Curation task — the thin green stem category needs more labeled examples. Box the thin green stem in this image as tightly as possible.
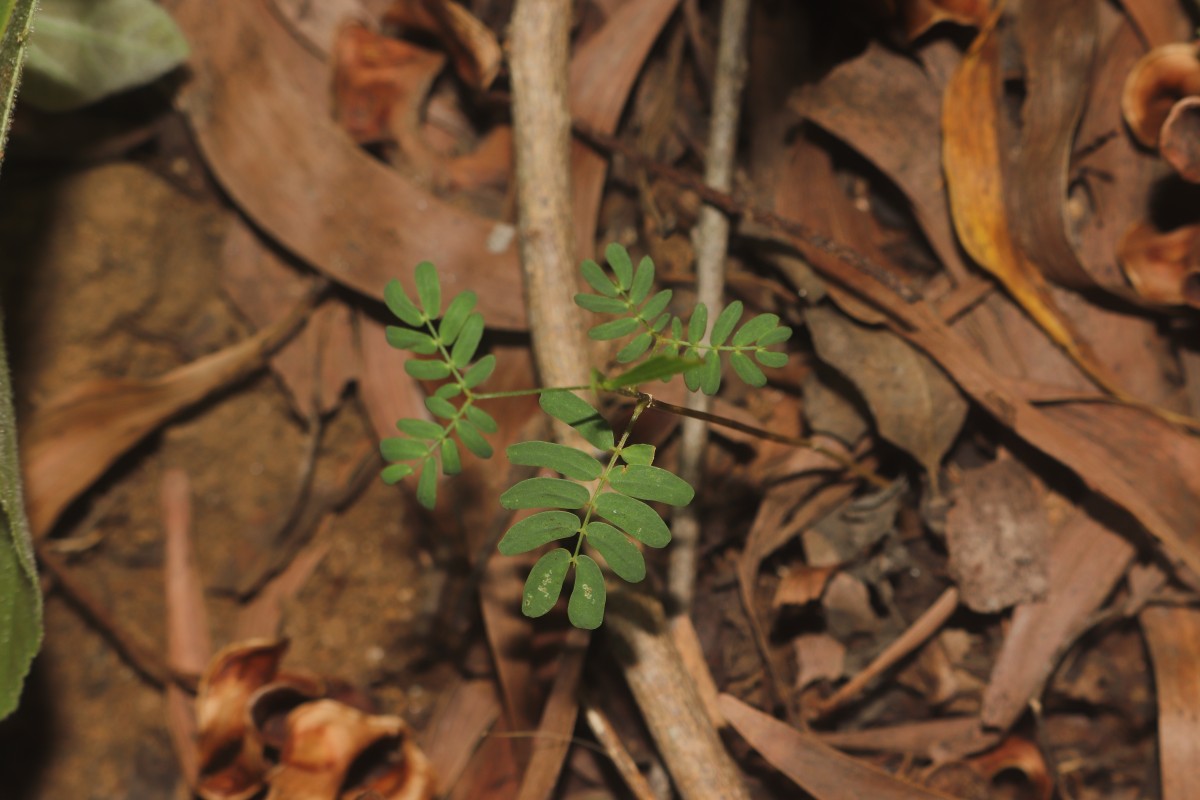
[571,397,650,562]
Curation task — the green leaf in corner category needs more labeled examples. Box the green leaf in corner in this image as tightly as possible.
[522,548,571,618]
[568,554,606,629]
[0,306,45,718]
[21,0,189,112]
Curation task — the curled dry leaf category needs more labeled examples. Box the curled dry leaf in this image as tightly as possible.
[805,304,967,487]
[1121,41,1200,148]
[332,22,446,146]
[267,699,433,800]
[965,736,1053,800]
[196,640,290,800]
[272,0,394,54]
[890,0,988,42]
[384,0,503,90]
[1160,95,1200,182]
[1117,219,1200,306]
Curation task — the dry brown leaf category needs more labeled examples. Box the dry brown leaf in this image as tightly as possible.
[1121,41,1200,148]
[793,633,846,691]
[773,565,838,609]
[418,677,500,796]
[944,453,1049,613]
[332,22,446,147]
[383,0,503,90]
[1117,219,1200,306]
[798,40,973,284]
[818,717,995,762]
[272,0,394,54]
[1120,0,1195,48]
[222,222,358,419]
[891,0,988,41]
[1161,96,1200,182]
[266,699,432,800]
[1141,605,1200,800]
[172,0,527,329]
[805,304,967,485]
[22,287,316,538]
[1008,0,1102,292]
[965,736,1053,800]
[719,694,958,799]
[196,640,290,800]
[980,509,1134,731]
[943,11,1124,395]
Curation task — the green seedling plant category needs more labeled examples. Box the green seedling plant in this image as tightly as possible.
[379,243,793,629]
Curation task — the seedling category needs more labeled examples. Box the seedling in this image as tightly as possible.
[380,243,793,628]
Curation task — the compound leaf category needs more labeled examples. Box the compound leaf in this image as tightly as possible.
[415,261,441,318]
[405,359,452,381]
[605,242,634,289]
[450,312,484,368]
[384,279,424,326]
[608,465,694,506]
[568,554,606,629]
[416,456,437,508]
[522,548,571,618]
[539,391,614,451]
[711,301,744,346]
[498,510,581,555]
[438,291,477,345]
[507,441,602,481]
[586,521,645,583]
[594,492,670,548]
[381,436,428,461]
[500,477,590,510]
[385,326,437,354]
[730,351,767,387]
[396,418,444,439]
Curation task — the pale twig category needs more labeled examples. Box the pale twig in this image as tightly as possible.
[670,0,752,615]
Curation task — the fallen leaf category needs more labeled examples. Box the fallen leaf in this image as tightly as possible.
[1119,0,1194,48]
[383,0,503,90]
[22,286,317,538]
[1121,41,1200,148]
[719,694,958,799]
[272,0,393,53]
[773,565,837,609]
[793,633,846,690]
[891,0,987,41]
[1141,605,1200,800]
[980,508,1134,730]
[1117,219,1200,306]
[944,453,1049,613]
[1160,96,1200,182]
[805,304,967,485]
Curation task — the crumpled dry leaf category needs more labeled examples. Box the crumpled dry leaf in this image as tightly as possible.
[943,11,1123,395]
[332,22,446,146]
[22,287,316,538]
[944,453,1049,613]
[1160,95,1200,182]
[805,304,967,485]
[1117,219,1200,306]
[888,0,988,41]
[267,699,433,800]
[384,0,502,90]
[273,0,393,54]
[1121,41,1200,148]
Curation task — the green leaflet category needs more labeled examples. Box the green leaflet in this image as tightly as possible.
[385,279,424,326]
[730,351,767,387]
[415,260,441,318]
[732,312,780,346]
[608,465,694,506]
[406,358,452,381]
[629,256,654,304]
[574,293,628,314]
[639,289,672,322]
[462,354,496,388]
[498,510,581,555]
[585,521,645,583]
[568,554,606,629]
[465,404,498,433]
[616,332,653,363]
[711,301,744,347]
[755,349,788,368]
[438,291,477,345]
[539,390,613,451]
[416,456,437,508]
[605,242,635,290]
[522,548,571,618]
[506,441,602,481]
[425,395,457,419]
[381,437,429,461]
[589,317,640,341]
[599,354,697,390]
[618,443,655,466]
[500,477,590,510]
[397,418,444,439]
[581,259,619,297]
[455,418,493,458]
[440,438,462,475]
[381,463,415,484]
[594,491,671,548]
[451,313,484,368]
[385,326,437,354]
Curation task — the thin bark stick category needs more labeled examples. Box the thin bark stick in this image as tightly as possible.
[671,0,752,614]
[582,690,658,800]
[510,3,591,796]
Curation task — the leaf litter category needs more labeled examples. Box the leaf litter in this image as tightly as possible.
[5,0,1200,798]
